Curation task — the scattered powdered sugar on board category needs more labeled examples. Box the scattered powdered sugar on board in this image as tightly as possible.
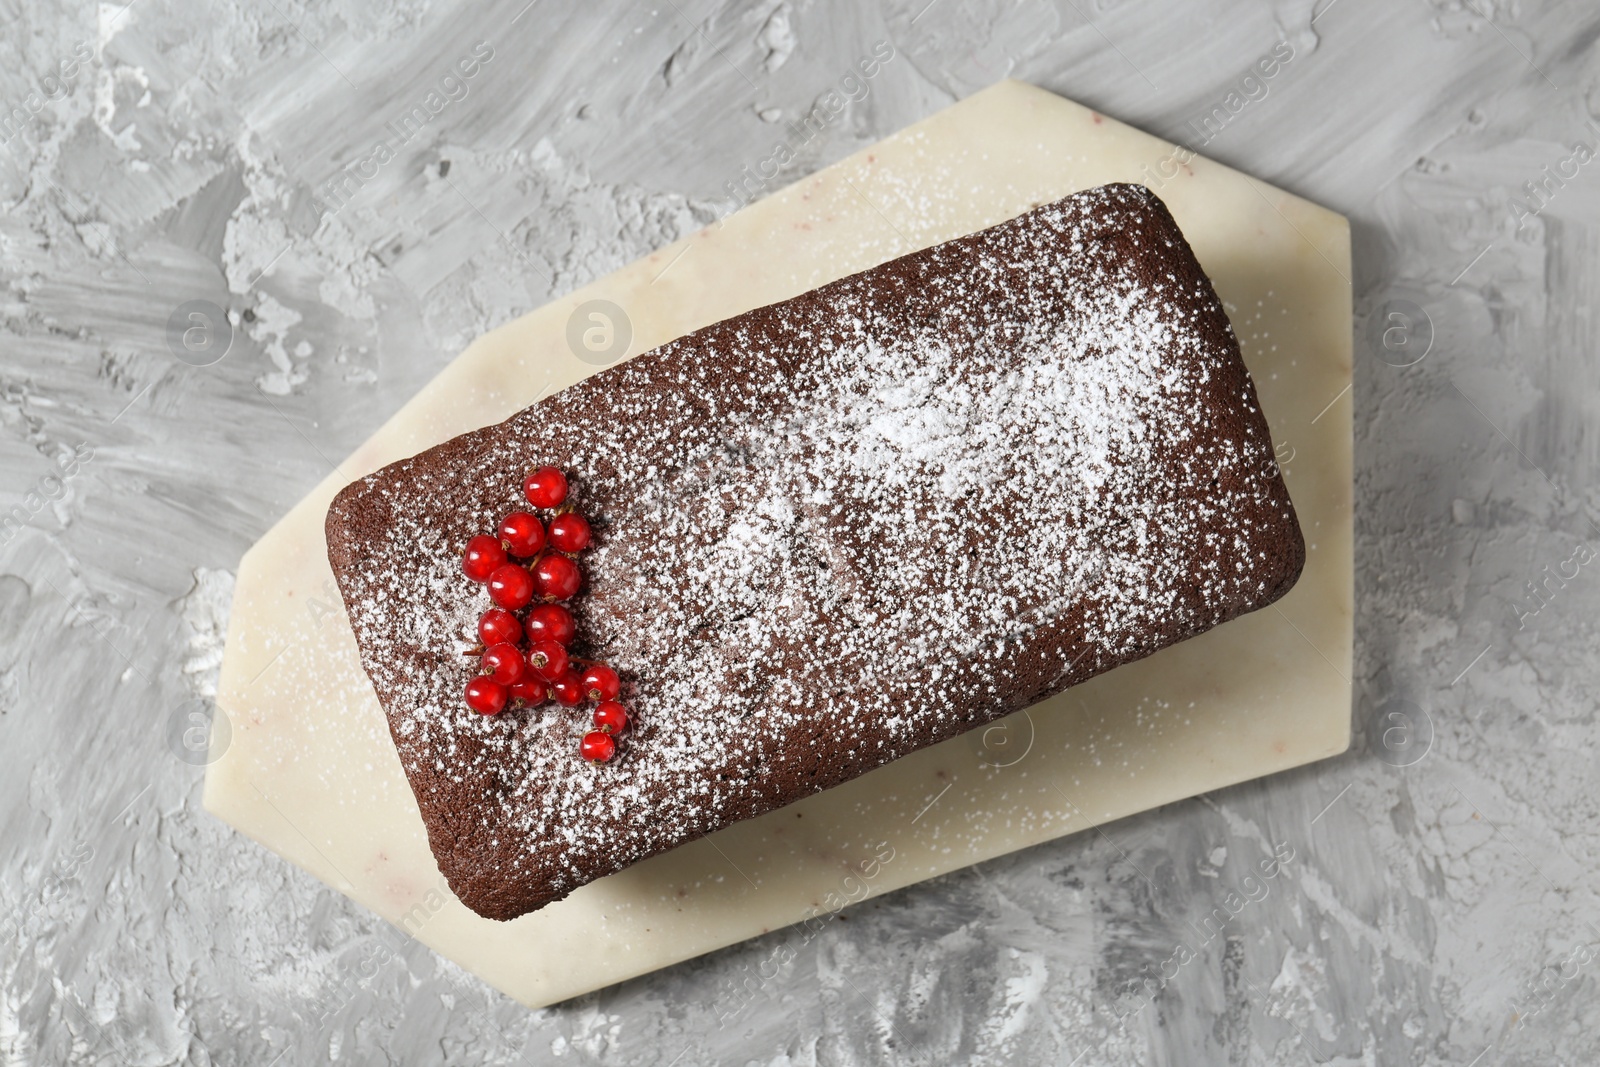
[328,183,1302,916]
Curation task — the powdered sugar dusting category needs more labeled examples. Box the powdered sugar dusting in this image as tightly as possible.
[328,184,1302,915]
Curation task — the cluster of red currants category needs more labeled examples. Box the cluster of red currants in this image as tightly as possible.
[460,465,630,763]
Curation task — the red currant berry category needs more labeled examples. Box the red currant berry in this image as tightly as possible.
[526,638,570,682]
[509,677,548,706]
[592,700,629,735]
[551,670,584,707]
[580,664,620,702]
[477,608,522,647]
[465,676,507,715]
[481,642,526,685]
[533,554,582,601]
[523,466,568,509]
[462,535,506,583]
[580,730,617,763]
[548,513,592,553]
[487,564,535,609]
[498,511,546,557]
[525,603,576,646]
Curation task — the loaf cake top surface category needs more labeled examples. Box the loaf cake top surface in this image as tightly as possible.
[326,183,1303,920]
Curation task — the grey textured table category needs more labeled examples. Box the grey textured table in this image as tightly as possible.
[3,0,1597,1063]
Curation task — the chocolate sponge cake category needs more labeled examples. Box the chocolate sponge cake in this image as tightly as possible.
[326,183,1305,921]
